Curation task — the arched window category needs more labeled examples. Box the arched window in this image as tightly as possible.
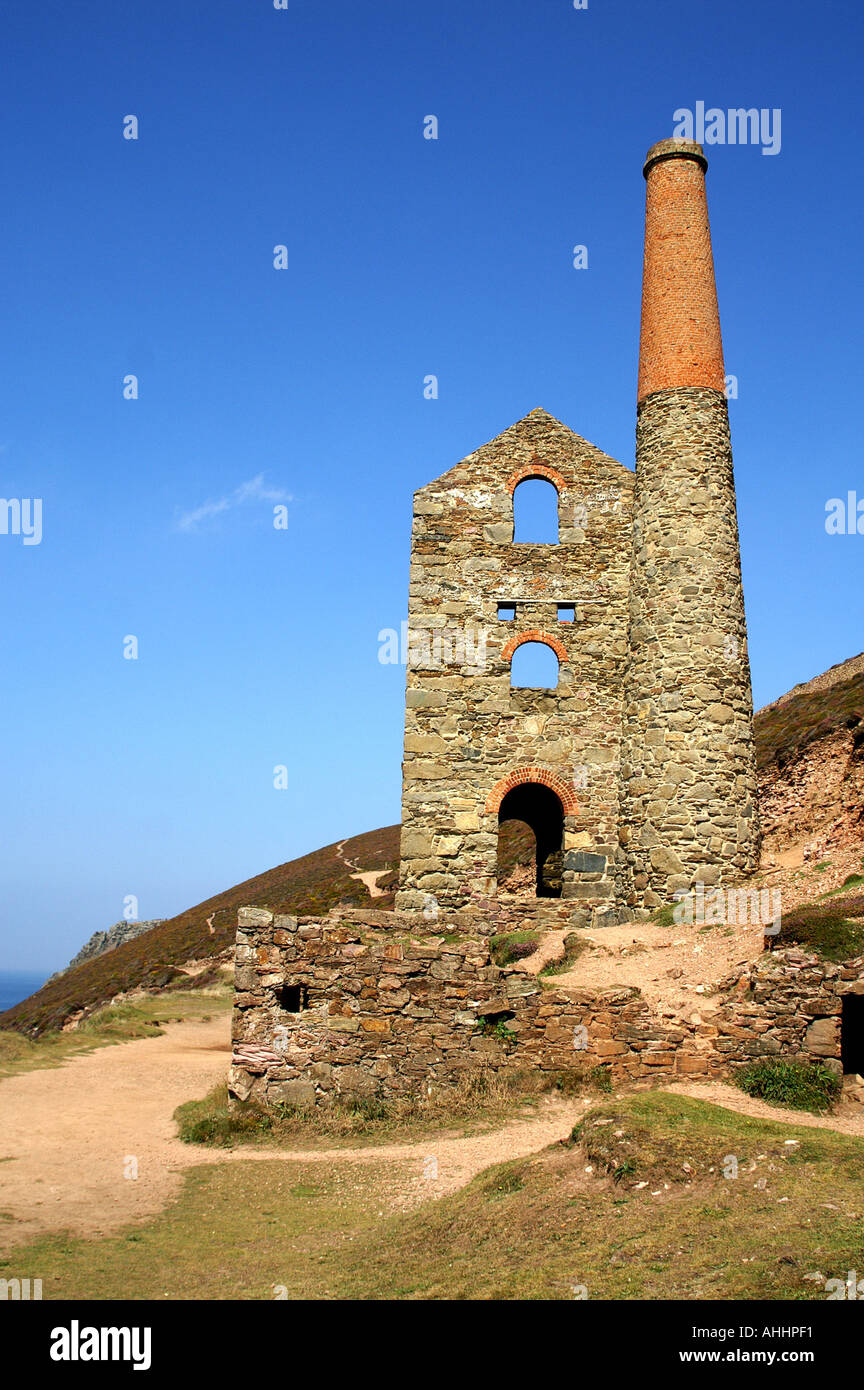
[510,641,559,690]
[512,477,559,543]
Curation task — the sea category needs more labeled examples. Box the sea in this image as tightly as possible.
[0,970,51,1013]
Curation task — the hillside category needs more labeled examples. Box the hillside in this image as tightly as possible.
[5,651,864,1039]
[755,653,864,856]
[0,827,399,1037]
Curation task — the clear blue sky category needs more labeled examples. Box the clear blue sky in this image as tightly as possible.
[2,0,862,971]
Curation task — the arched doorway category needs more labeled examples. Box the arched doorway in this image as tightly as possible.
[497,782,564,898]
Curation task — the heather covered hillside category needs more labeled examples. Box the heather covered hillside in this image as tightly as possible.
[1,827,398,1037]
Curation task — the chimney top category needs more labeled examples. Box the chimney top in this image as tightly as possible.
[643,138,707,179]
[637,135,724,401]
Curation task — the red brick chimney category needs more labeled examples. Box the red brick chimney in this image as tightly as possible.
[637,138,725,401]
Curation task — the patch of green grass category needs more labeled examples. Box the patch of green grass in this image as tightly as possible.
[650,903,678,928]
[822,873,864,899]
[775,894,864,961]
[587,1064,613,1093]
[490,931,539,967]
[475,1017,517,1044]
[814,860,832,874]
[480,1163,527,1196]
[736,1058,842,1114]
[175,1071,560,1148]
[0,1158,403,1300]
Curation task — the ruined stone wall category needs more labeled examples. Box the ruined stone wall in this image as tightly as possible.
[228,907,863,1109]
[396,408,634,920]
[717,947,864,1073]
[620,387,760,905]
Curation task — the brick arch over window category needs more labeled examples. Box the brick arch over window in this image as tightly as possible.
[485,767,580,815]
[505,461,567,495]
[500,629,568,664]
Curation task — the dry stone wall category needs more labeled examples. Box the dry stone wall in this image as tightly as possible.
[228,907,863,1109]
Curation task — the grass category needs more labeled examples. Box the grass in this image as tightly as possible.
[820,870,864,899]
[175,1068,599,1147]
[650,903,678,928]
[775,893,864,962]
[0,983,233,1079]
[539,931,589,979]
[735,1058,843,1114]
[8,1091,864,1300]
[754,666,864,769]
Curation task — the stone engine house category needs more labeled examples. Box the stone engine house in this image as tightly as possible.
[227,140,788,1114]
[397,137,760,923]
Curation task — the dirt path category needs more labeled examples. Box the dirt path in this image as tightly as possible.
[551,918,765,1017]
[0,1013,581,1249]
[666,1079,864,1137]
[4,1013,864,1255]
[0,1015,234,1250]
[334,836,387,898]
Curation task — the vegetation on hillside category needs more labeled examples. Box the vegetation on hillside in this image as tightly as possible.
[0,827,398,1037]
[735,1058,842,1113]
[490,931,539,966]
[754,668,864,770]
[773,892,864,961]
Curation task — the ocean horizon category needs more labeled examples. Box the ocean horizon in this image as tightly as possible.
[0,969,51,1014]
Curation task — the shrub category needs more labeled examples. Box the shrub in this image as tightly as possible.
[736,1058,842,1114]
[490,931,539,966]
[587,1064,613,1093]
[651,903,678,928]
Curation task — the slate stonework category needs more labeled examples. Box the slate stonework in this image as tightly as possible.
[395,139,760,923]
[395,408,634,921]
[228,907,864,1109]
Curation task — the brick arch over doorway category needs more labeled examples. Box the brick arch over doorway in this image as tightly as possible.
[485,767,580,815]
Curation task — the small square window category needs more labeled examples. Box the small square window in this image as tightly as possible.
[557,605,575,623]
[497,604,517,621]
[278,984,308,1013]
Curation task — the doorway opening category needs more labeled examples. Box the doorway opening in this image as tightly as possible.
[497,782,564,898]
[841,994,864,1074]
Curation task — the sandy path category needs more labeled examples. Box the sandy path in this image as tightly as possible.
[0,1012,581,1249]
[667,1080,864,1137]
[551,918,765,1017]
[0,1015,233,1249]
[4,1012,862,1255]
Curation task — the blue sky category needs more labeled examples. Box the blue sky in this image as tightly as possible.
[1,0,862,971]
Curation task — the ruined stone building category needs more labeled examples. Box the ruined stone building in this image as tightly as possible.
[397,137,760,923]
[228,141,785,1111]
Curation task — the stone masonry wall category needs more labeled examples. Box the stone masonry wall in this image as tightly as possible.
[228,907,862,1109]
[396,408,635,921]
[620,387,761,906]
